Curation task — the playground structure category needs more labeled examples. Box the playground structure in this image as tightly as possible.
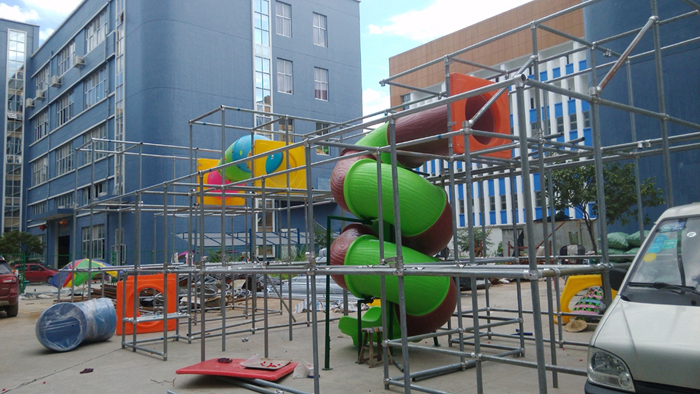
[51,1,700,393]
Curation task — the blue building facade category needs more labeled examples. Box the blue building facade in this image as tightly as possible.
[584,0,700,233]
[11,0,361,267]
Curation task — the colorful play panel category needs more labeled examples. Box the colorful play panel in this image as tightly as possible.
[116,274,178,335]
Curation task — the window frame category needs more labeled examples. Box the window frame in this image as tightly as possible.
[55,193,73,209]
[401,93,411,110]
[31,202,47,217]
[84,66,108,109]
[56,90,74,127]
[56,41,75,76]
[32,156,48,186]
[55,142,74,177]
[583,110,591,128]
[276,58,293,94]
[34,110,49,142]
[556,116,564,134]
[275,2,291,38]
[312,12,327,47]
[314,67,328,101]
[35,65,49,93]
[315,122,330,155]
[85,9,108,54]
[83,124,108,164]
[82,224,105,259]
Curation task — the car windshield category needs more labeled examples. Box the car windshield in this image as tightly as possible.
[627,216,700,290]
[0,262,11,274]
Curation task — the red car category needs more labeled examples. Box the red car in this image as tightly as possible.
[0,259,19,317]
[11,262,58,283]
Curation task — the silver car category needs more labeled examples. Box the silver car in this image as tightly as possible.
[586,202,700,393]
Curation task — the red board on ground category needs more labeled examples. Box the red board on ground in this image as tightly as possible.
[176,358,298,381]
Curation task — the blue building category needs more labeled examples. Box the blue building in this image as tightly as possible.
[0,19,40,236]
[4,0,361,267]
[584,0,700,232]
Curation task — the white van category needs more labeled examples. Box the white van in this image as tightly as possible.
[586,202,700,393]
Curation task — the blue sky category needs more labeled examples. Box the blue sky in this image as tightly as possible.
[1,0,532,117]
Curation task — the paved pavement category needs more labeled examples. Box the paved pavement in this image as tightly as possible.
[0,280,593,394]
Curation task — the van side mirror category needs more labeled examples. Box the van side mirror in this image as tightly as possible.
[608,268,627,291]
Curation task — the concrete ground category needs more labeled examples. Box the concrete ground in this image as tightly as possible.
[0,279,593,394]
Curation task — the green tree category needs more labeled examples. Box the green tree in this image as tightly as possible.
[456,228,493,257]
[0,231,44,258]
[547,162,665,251]
[313,222,335,251]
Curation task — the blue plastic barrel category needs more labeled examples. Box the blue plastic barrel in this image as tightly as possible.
[35,298,116,352]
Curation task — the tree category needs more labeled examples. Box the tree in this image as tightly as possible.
[456,228,493,257]
[313,222,335,251]
[547,162,665,251]
[0,231,44,258]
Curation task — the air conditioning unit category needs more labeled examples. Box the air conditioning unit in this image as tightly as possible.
[25,98,35,108]
[73,55,85,68]
[35,89,45,100]
[50,75,61,87]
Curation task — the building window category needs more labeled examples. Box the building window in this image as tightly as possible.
[31,202,47,216]
[55,193,73,209]
[583,110,591,128]
[83,124,108,164]
[314,67,328,101]
[253,0,271,46]
[55,142,74,176]
[556,116,564,134]
[275,2,291,37]
[315,122,330,155]
[114,0,126,195]
[279,118,294,143]
[82,224,105,259]
[570,114,578,131]
[82,181,106,205]
[255,56,271,108]
[535,190,544,207]
[84,66,107,109]
[255,55,273,138]
[56,41,75,76]
[401,93,411,110]
[312,13,327,47]
[35,65,49,93]
[86,9,108,53]
[32,156,48,186]
[34,110,49,142]
[255,199,275,232]
[57,91,74,127]
[500,196,507,210]
[489,196,496,212]
[277,59,293,94]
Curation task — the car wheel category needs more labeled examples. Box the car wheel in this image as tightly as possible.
[46,276,54,284]
[6,303,18,317]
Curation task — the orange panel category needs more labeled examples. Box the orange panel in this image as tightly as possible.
[116,274,177,335]
[450,73,512,159]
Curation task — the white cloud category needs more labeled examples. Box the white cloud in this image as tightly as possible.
[371,0,532,42]
[39,27,54,42]
[0,3,39,22]
[21,0,82,16]
[362,87,391,122]
[368,24,383,35]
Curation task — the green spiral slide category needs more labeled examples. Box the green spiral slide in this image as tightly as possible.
[329,106,458,343]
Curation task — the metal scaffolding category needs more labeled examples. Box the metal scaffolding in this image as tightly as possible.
[55,1,700,393]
